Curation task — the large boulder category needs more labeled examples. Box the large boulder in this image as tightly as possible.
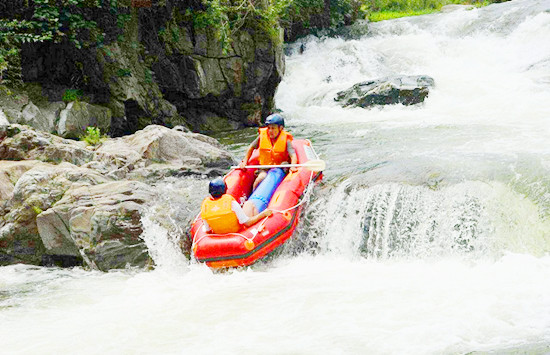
[57,101,112,138]
[0,88,65,133]
[335,75,435,108]
[0,160,44,201]
[0,124,95,165]
[0,162,111,265]
[0,90,29,123]
[94,125,236,179]
[36,180,156,270]
[0,123,236,269]
[20,102,51,132]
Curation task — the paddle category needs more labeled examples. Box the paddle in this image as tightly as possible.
[231,159,326,172]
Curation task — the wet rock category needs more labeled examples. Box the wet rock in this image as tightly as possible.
[0,162,111,265]
[335,75,435,108]
[37,180,155,270]
[0,123,235,269]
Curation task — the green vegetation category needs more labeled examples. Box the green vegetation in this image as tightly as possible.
[0,0,104,85]
[363,0,496,22]
[80,126,105,146]
[62,88,82,102]
[368,9,438,21]
[186,0,291,53]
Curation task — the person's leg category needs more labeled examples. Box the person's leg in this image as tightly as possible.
[252,170,268,190]
[243,200,259,217]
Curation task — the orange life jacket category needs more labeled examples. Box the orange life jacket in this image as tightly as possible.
[200,194,241,234]
[258,127,293,165]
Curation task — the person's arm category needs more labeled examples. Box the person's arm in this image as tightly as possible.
[243,209,273,227]
[202,219,211,232]
[287,141,298,172]
[239,137,259,169]
[232,200,272,227]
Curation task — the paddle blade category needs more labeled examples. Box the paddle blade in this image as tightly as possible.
[304,159,326,172]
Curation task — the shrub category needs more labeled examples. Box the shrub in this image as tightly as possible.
[62,88,82,102]
[80,126,105,146]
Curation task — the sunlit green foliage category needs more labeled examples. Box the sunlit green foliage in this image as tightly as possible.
[188,0,291,53]
[80,126,105,146]
[368,8,438,21]
[363,0,498,22]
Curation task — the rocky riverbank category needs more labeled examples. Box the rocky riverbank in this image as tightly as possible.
[0,122,236,270]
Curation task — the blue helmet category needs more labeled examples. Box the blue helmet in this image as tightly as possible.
[265,113,284,127]
[209,177,226,198]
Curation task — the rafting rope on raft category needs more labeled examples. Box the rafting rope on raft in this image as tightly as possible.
[191,170,317,252]
[192,140,321,252]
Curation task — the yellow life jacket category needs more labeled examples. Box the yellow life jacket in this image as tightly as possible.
[200,194,241,234]
[258,127,293,165]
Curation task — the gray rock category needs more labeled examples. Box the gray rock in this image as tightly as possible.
[0,123,236,269]
[0,162,111,265]
[58,101,111,138]
[0,91,28,123]
[0,124,94,165]
[0,109,10,125]
[41,101,66,133]
[37,180,156,270]
[95,124,236,173]
[335,75,435,108]
[0,160,44,201]
[20,102,51,132]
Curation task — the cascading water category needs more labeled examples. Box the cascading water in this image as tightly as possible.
[1,1,550,353]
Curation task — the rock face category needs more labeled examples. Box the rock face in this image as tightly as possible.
[0,124,236,269]
[0,109,9,125]
[0,162,111,266]
[0,124,95,165]
[10,0,284,134]
[37,180,155,271]
[57,101,112,139]
[335,75,435,108]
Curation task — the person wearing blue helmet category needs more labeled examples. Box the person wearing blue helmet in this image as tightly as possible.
[239,113,298,190]
[201,177,272,234]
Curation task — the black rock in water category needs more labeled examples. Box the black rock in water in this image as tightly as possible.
[335,75,435,108]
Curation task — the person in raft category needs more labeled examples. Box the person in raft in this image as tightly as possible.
[201,177,273,234]
[239,113,298,190]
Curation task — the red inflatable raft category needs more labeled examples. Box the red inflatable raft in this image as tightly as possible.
[190,139,323,269]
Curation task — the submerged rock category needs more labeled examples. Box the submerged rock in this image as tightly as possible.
[335,75,435,108]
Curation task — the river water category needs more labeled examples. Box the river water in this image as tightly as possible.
[2,1,550,353]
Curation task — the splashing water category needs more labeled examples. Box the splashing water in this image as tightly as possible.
[2,1,550,353]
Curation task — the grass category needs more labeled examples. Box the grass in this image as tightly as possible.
[368,9,439,21]
[364,0,494,22]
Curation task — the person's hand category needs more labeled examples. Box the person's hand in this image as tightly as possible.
[290,166,298,173]
[238,161,246,169]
